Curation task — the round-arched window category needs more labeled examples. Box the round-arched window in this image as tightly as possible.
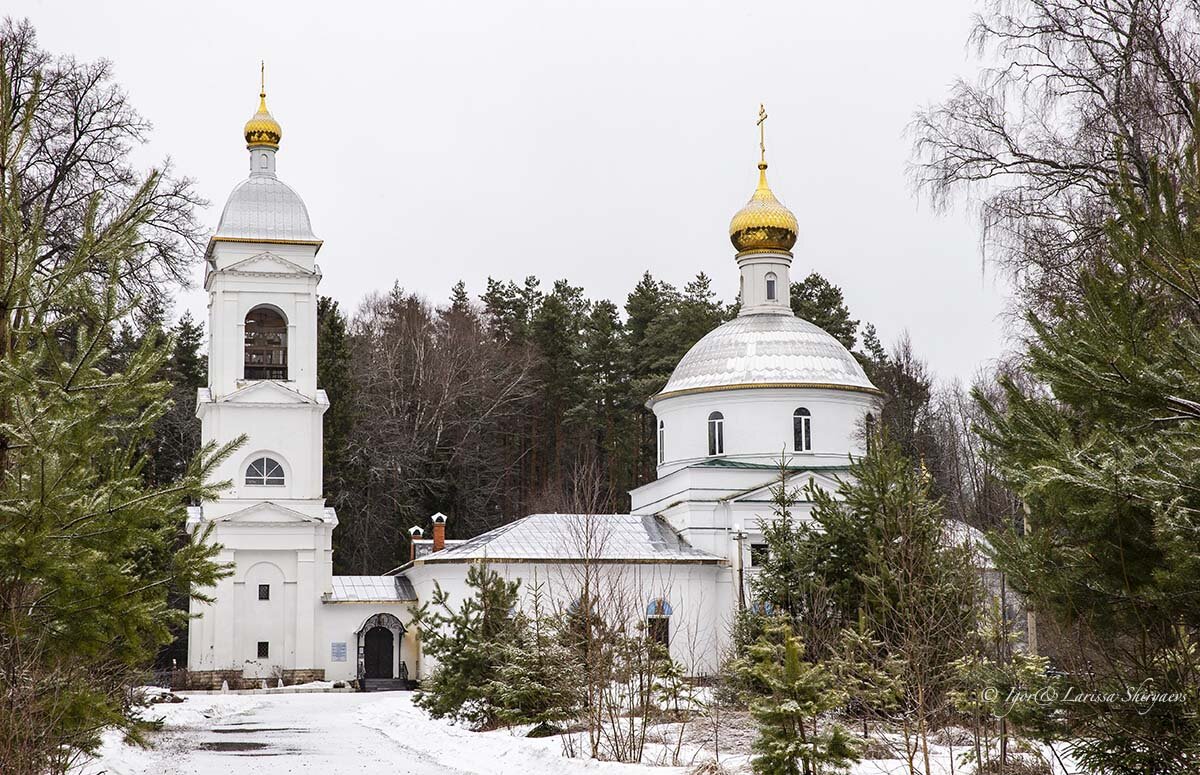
[793,407,812,452]
[246,456,285,487]
[657,419,666,464]
[244,306,288,380]
[646,598,672,649]
[707,411,724,456]
[765,272,777,301]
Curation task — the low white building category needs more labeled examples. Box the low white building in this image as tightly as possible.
[186,88,882,689]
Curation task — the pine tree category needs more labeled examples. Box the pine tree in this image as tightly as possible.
[624,272,679,485]
[949,600,1054,772]
[737,621,859,775]
[0,48,237,772]
[530,279,588,485]
[790,272,859,350]
[571,299,632,502]
[829,615,904,740]
[481,275,542,345]
[975,125,1200,769]
[413,562,521,729]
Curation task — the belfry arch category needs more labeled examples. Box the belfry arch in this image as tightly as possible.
[244,305,288,380]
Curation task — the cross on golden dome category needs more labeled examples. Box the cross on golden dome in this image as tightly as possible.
[729,103,798,255]
[243,62,282,150]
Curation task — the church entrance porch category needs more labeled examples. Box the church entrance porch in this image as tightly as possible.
[355,612,411,691]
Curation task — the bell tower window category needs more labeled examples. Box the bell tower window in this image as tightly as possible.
[766,272,777,301]
[244,306,288,380]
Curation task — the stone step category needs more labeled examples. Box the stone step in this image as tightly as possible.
[361,678,412,692]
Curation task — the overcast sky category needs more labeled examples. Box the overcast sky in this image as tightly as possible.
[10,0,1010,382]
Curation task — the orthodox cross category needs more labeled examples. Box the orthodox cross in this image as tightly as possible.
[260,61,266,96]
[757,103,768,162]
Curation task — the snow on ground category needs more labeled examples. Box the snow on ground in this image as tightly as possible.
[77,691,683,775]
[78,690,977,775]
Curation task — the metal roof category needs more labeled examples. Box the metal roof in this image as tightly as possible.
[415,513,723,565]
[326,575,416,603]
[656,311,878,399]
[214,174,318,242]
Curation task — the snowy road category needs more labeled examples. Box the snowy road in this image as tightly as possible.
[82,691,682,775]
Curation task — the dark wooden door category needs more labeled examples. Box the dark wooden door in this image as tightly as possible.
[364,626,393,679]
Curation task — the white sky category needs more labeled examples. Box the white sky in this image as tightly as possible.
[10,0,1011,382]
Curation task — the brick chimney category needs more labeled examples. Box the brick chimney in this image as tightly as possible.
[431,512,447,553]
[409,526,424,561]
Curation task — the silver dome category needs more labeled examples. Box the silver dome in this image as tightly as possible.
[656,312,879,399]
[214,175,317,242]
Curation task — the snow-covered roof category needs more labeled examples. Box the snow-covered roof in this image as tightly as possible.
[412,538,466,560]
[943,520,994,568]
[325,575,416,603]
[654,311,879,401]
[413,513,723,565]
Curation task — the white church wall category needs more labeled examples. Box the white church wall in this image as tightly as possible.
[204,259,320,398]
[200,403,326,503]
[652,387,877,476]
[405,560,727,678]
[318,603,418,682]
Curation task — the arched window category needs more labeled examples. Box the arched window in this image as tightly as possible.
[245,456,285,486]
[750,600,776,616]
[865,412,877,453]
[765,272,777,301]
[657,420,666,464]
[793,407,812,452]
[707,411,724,456]
[244,306,288,380]
[646,599,672,649]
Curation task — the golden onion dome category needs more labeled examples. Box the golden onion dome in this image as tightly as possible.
[729,161,798,255]
[244,91,282,150]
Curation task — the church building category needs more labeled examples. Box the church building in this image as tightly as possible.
[185,87,883,689]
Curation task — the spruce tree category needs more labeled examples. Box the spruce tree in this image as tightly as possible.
[488,579,581,730]
[413,562,521,729]
[317,296,359,572]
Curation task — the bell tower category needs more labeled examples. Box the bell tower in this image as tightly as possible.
[187,75,335,684]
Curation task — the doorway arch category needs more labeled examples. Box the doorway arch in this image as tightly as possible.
[355,612,406,684]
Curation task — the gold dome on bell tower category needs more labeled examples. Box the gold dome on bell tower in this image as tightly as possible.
[729,105,798,255]
[243,63,282,150]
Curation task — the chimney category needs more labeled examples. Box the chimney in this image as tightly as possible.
[409,526,424,561]
[431,512,447,553]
